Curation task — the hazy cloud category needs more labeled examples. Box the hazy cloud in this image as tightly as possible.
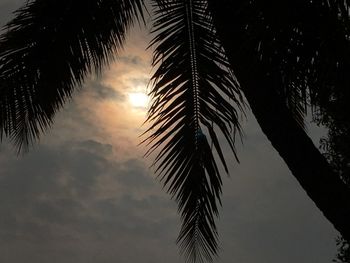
[87,80,125,102]
[0,139,179,263]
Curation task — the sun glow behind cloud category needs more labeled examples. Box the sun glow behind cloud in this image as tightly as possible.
[128,92,149,108]
[66,26,154,161]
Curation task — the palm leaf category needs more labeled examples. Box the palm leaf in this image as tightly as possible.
[0,0,144,151]
[145,1,244,262]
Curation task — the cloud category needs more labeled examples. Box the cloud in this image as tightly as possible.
[119,55,145,66]
[87,80,125,102]
[0,139,179,263]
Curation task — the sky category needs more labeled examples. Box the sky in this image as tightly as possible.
[0,1,340,263]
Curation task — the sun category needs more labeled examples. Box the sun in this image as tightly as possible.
[128,92,149,108]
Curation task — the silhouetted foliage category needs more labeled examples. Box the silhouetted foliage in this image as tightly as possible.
[218,0,350,125]
[0,0,144,150]
[317,95,350,187]
[334,237,350,263]
[312,50,350,260]
[144,1,243,261]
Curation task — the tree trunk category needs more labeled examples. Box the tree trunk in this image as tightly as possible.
[208,0,350,241]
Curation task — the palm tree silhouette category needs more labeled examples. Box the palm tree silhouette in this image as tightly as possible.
[1,0,349,262]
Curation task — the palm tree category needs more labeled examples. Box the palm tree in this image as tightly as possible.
[1,0,349,262]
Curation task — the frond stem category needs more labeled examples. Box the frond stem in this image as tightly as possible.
[185,0,200,149]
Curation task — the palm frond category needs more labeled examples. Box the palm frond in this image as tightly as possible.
[0,0,144,151]
[145,1,244,262]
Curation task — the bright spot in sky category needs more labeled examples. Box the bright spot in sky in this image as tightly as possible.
[128,92,149,108]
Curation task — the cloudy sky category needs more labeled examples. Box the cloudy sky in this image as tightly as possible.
[0,1,340,263]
